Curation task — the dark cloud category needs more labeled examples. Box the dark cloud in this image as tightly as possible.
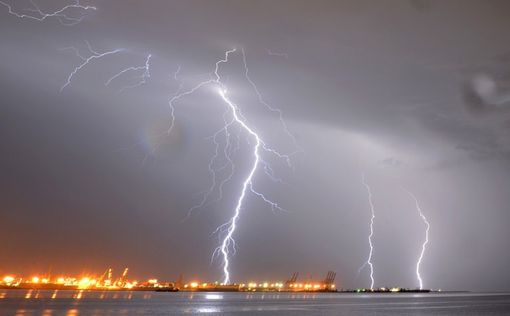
[1,0,510,291]
[463,74,510,112]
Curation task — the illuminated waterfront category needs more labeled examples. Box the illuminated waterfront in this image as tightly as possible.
[0,269,337,293]
[1,290,510,315]
[1,269,440,294]
[2,1,510,314]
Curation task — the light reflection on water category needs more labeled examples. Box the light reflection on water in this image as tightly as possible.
[66,309,78,316]
[24,290,32,299]
[42,309,53,316]
[2,290,510,315]
[188,307,220,313]
[205,293,223,300]
[15,309,27,316]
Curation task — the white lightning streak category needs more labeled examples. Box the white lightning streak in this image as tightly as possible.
[183,117,235,221]
[60,41,123,92]
[171,65,184,95]
[0,0,96,25]
[360,173,376,290]
[173,65,181,81]
[167,49,291,284]
[215,88,261,284]
[105,54,152,92]
[138,63,183,166]
[241,48,302,159]
[404,188,430,290]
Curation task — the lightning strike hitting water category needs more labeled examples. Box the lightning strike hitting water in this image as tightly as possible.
[167,49,294,284]
[60,41,123,92]
[360,173,376,290]
[0,0,96,25]
[404,188,430,290]
[105,54,152,93]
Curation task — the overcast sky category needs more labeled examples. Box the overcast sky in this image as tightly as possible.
[1,0,510,291]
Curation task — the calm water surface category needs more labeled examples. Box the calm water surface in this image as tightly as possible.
[1,289,509,315]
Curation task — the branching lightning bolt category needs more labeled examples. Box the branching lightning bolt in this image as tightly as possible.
[171,65,184,95]
[0,0,96,25]
[241,48,302,159]
[167,49,295,284]
[360,173,376,290]
[215,88,262,284]
[403,188,430,290]
[3,0,297,286]
[105,54,152,93]
[60,41,123,92]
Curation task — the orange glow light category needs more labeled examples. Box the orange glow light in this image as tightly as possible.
[2,276,15,284]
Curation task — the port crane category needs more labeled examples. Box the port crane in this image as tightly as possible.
[323,271,336,290]
[115,268,129,287]
[97,268,112,287]
[285,272,299,288]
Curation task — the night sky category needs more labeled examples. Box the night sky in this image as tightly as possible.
[1,0,510,291]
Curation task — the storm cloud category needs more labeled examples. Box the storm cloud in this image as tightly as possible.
[1,0,510,291]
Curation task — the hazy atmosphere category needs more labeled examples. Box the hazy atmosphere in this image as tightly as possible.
[1,0,510,292]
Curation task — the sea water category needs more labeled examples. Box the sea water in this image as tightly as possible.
[1,289,509,315]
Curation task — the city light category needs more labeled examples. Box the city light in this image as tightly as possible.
[0,269,339,293]
[2,276,14,285]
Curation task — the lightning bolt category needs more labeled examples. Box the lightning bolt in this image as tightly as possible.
[171,65,184,95]
[60,41,123,92]
[359,173,376,290]
[241,48,302,158]
[105,54,152,93]
[403,188,430,290]
[133,63,183,167]
[167,48,294,284]
[214,88,262,284]
[0,0,96,25]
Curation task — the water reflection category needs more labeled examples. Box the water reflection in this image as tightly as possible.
[66,308,78,316]
[205,294,222,300]
[183,307,220,314]
[42,309,53,316]
[196,307,220,313]
[2,290,510,315]
[73,290,83,299]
